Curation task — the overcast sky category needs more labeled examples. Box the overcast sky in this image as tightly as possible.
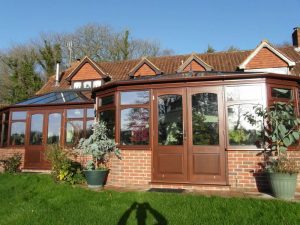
[0,0,299,54]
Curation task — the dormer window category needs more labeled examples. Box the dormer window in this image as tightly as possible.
[83,81,92,89]
[72,79,102,89]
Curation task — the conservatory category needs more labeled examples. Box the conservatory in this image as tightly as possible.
[94,72,300,187]
[0,91,94,170]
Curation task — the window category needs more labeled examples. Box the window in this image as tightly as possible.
[93,80,102,88]
[225,85,265,149]
[2,112,9,146]
[65,108,94,145]
[99,110,115,139]
[30,114,44,145]
[47,113,62,144]
[10,111,27,146]
[121,91,149,105]
[271,87,292,99]
[83,81,92,89]
[121,108,149,145]
[119,91,150,146]
[73,82,82,89]
[99,95,114,106]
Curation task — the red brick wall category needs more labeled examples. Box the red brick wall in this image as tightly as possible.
[72,63,102,81]
[134,64,156,77]
[0,148,25,172]
[228,150,300,191]
[183,60,206,72]
[246,47,288,69]
[107,150,152,187]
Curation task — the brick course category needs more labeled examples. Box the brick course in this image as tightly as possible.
[134,64,156,77]
[183,60,206,72]
[72,63,102,81]
[0,148,25,172]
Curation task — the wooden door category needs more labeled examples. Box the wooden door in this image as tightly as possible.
[187,86,226,184]
[153,88,188,182]
[24,111,63,170]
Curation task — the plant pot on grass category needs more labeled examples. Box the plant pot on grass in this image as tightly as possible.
[245,102,300,200]
[77,121,121,188]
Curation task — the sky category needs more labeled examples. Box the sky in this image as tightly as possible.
[0,0,299,54]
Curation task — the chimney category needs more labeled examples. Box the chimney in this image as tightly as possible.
[55,61,60,86]
[292,27,300,49]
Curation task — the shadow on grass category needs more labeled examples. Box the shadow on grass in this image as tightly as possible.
[118,202,167,225]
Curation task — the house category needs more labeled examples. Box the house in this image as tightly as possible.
[1,28,300,191]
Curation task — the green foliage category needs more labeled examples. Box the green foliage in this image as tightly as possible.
[0,153,22,173]
[45,145,84,185]
[1,51,43,103]
[229,129,250,144]
[37,40,62,77]
[245,102,300,173]
[205,44,215,53]
[77,121,121,170]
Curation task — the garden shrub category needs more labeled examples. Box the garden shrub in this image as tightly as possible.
[0,153,22,173]
[45,145,85,185]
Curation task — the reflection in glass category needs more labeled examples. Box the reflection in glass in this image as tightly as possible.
[271,88,292,99]
[100,95,114,106]
[12,111,27,120]
[47,113,61,144]
[87,108,94,118]
[227,104,263,147]
[86,120,94,138]
[121,91,149,105]
[158,95,183,145]
[10,122,26,145]
[67,109,84,118]
[226,85,263,101]
[192,93,219,145]
[121,108,149,145]
[30,114,44,145]
[66,121,84,145]
[99,110,115,139]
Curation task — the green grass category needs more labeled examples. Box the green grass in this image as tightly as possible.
[0,174,299,225]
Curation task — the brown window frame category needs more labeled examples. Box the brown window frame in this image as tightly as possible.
[8,110,28,147]
[72,79,102,90]
[64,107,95,146]
[117,90,151,149]
[225,84,266,150]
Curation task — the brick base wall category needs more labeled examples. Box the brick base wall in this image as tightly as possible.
[0,148,25,172]
[228,150,300,192]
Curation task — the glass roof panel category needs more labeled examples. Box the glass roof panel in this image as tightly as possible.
[15,91,91,105]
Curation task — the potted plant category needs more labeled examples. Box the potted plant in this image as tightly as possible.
[77,121,121,188]
[245,102,300,200]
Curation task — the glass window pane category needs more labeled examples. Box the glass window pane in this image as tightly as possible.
[158,95,183,145]
[93,80,102,88]
[227,104,263,147]
[3,123,8,146]
[86,120,94,138]
[121,91,149,105]
[271,88,292,99]
[192,93,219,145]
[66,121,84,145]
[99,110,115,139]
[30,114,44,145]
[47,113,61,144]
[74,82,82,89]
[10,122,26,145]
[87,108,94,118]
[99,95,114,106]
[226,85,263,101]
[83,81,92,89]
[121,108,149,145]
[12,111,27,120]
[67,109,84,118]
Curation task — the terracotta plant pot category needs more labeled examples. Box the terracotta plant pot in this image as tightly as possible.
[269,172,298,200]
[83,169,109,188]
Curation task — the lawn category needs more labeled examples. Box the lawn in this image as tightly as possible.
[0,174,299,225]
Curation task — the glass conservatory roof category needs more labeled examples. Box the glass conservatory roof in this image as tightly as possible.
[15,91,91,105]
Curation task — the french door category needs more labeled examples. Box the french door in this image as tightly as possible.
[24,111,63,169]
[153,86,226,184]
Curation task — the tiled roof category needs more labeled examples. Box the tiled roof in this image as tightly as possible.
[37,46,300,95]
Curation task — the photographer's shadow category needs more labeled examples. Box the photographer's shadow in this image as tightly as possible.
[118,202,167,225]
